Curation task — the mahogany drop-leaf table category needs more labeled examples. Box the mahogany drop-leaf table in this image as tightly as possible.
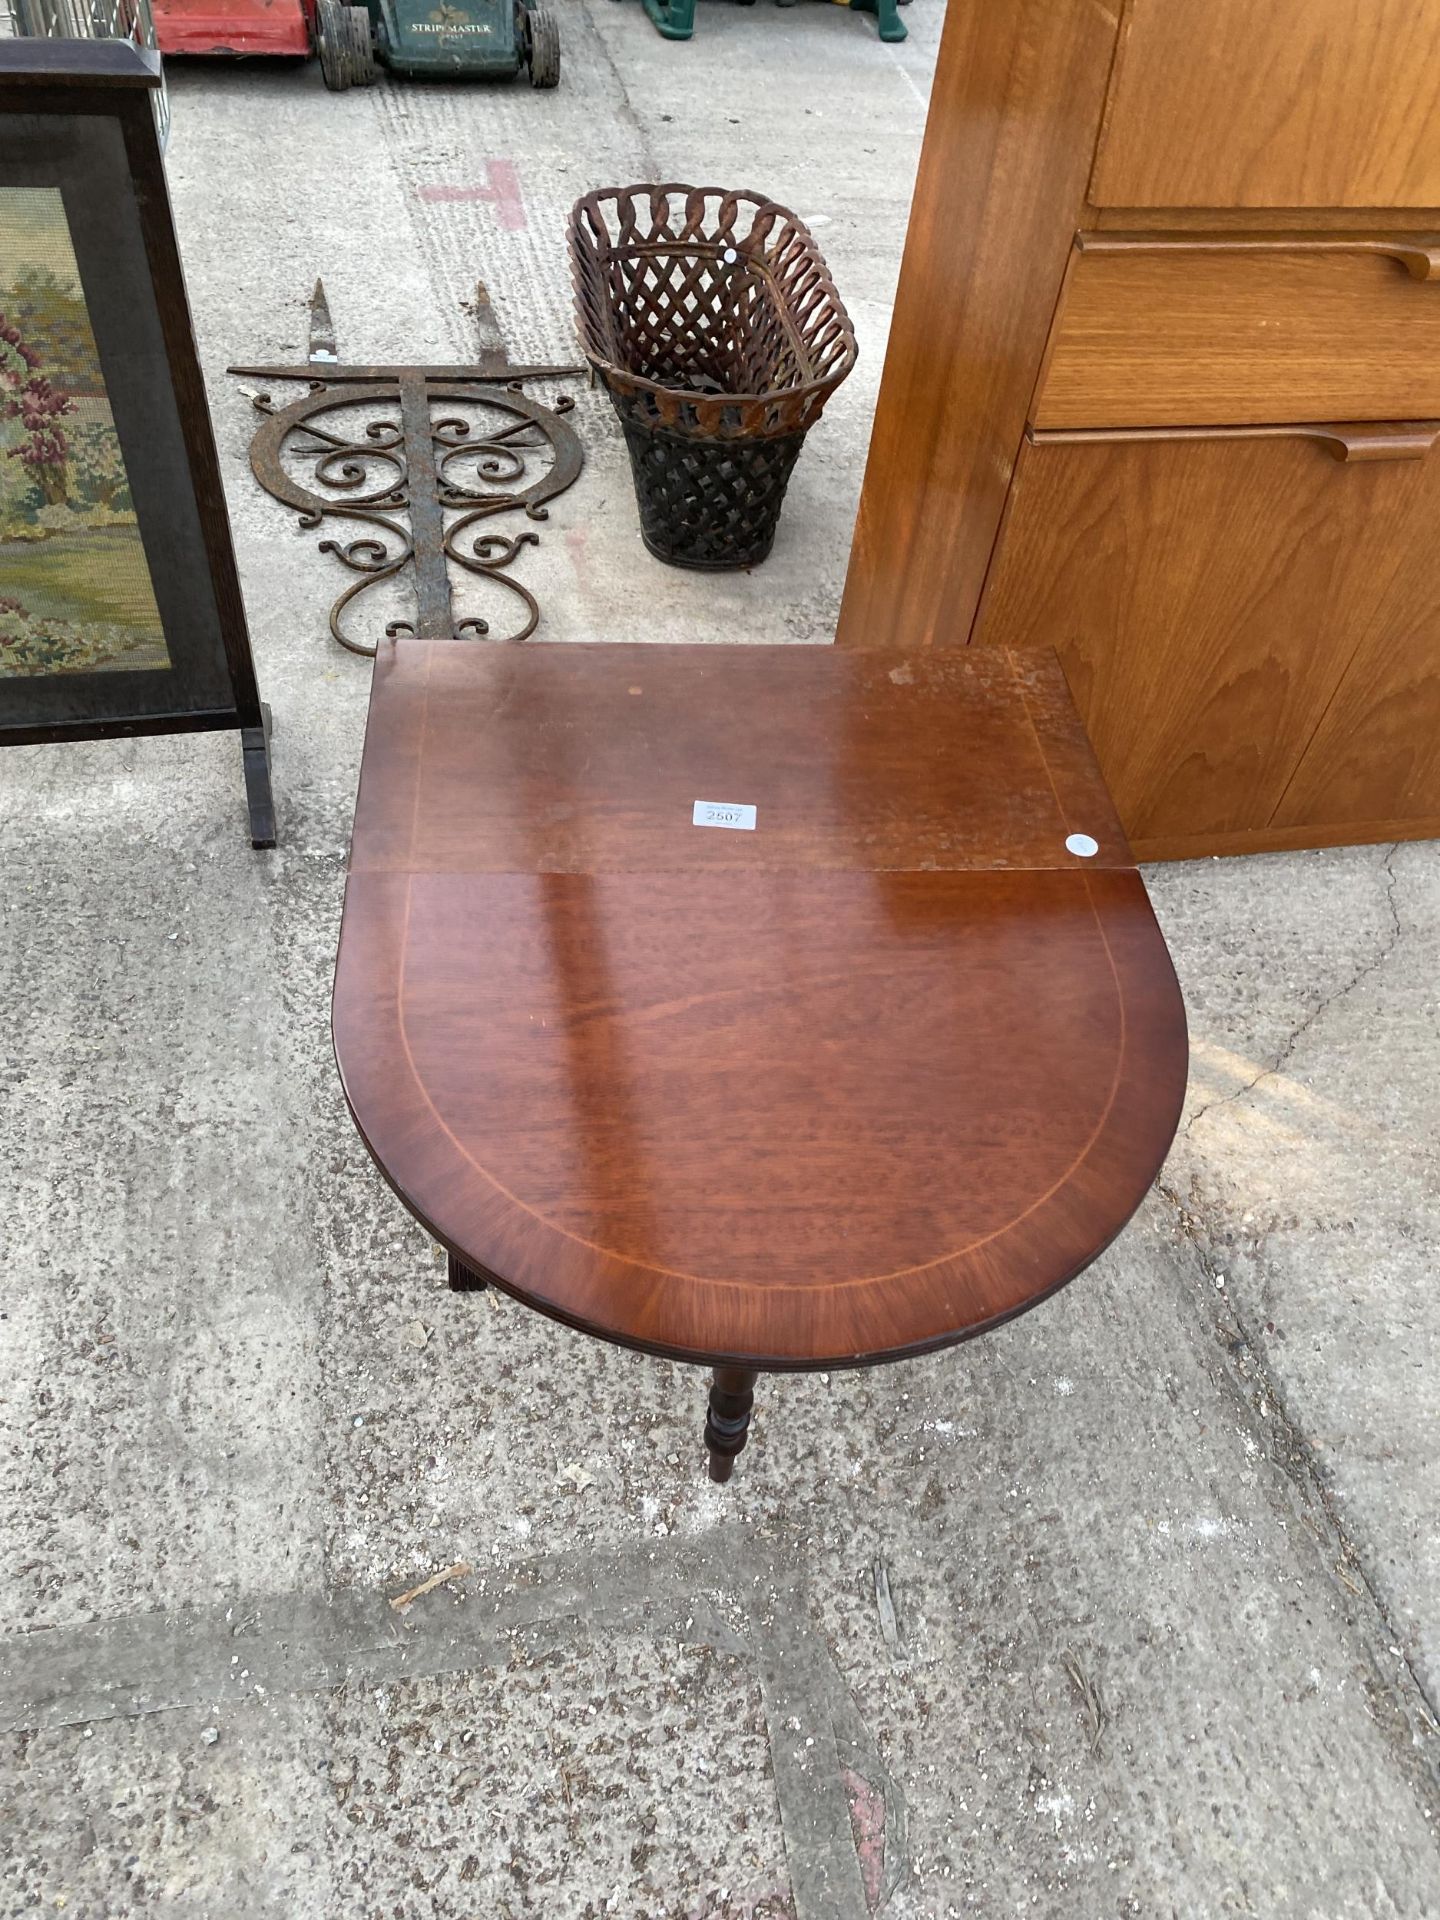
[333,641,1187,1480]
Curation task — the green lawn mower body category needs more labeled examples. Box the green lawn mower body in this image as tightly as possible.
[317,0,558,86]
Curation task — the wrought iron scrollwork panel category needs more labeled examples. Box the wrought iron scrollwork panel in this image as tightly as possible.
[242,372,584,656]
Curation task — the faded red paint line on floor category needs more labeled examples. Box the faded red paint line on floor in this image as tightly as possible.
[418,160,526,229]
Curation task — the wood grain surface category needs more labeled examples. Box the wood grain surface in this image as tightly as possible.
[835,0,1118,652]
[1091,0,1440,209]
[1037,239,1440,429]
[346,641,1130,876]
[333,642,1187,1370]
[1274,586,1440,834]
[975,426,1440,852]
[1086,207,1440,234]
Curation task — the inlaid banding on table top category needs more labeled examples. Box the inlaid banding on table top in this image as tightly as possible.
[346,641,1131,876]
[335,867,1184,1344]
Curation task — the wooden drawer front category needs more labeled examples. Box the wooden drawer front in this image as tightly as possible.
[1090,0,1440,209]
[973,423,1440,852]
[1036,239,1440,430]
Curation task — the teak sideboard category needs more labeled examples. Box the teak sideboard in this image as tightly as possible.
[839,0,1440,861]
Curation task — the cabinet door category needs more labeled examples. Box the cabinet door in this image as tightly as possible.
[1091,0,1440,209]
[1274,608,1440,835]
[973,424,1440,856]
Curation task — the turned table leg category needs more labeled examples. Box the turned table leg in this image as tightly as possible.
[705,1366,758,1483]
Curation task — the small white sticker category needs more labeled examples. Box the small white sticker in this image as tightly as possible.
[693,800,756,831]
[1065,833,1100,858]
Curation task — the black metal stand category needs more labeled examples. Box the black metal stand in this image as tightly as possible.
[241,705,276,850]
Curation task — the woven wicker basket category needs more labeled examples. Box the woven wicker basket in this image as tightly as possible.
[569,184,857,569]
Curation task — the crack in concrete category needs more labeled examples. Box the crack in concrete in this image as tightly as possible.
[1184,844,1403,1137]
[580,0,660,179]
[0,1529,898,1920]
[1154,1178,1440,1822]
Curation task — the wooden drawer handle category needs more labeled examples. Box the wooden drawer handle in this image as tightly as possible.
[1309,423,1440,461]
[1080,234,1440,279]
[1381,243,1440,281]
[1032,422,1440,463]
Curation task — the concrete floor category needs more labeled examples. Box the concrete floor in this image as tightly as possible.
[2,3,1439,1914]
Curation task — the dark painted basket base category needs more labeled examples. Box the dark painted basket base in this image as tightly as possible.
[621,418,806,570]
[639,528,777,572]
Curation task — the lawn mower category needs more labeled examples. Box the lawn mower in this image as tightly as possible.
[146,0,559,87]
[316,0,558,87]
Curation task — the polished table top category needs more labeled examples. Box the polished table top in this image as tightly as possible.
[333,641,1187,1370]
